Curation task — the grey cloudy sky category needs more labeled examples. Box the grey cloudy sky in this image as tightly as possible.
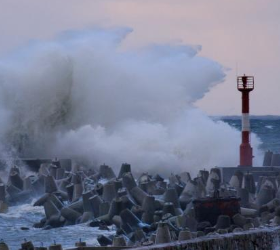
[0,0,279,115]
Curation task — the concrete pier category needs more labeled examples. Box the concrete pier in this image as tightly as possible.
[219,166,280,183]
[65,226,280,250]
[130,227,279,250]
[2,226,280,250]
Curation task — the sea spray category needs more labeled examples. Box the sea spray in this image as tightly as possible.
[0,27,262,174]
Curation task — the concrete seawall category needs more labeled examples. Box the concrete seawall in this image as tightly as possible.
[131,227,280,250]
[66,226,280,250]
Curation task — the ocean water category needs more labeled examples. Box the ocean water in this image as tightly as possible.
[0,116,279,249]
[0,201,115,249]
[222,116,280,153]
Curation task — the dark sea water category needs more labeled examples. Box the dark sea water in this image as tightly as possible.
[0,202,114,249]
[222,116,280,153]
[0,116,279,250]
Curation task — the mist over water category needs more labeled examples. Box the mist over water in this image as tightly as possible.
[0,28,262,174]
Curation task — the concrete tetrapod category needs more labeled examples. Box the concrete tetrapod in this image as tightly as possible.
[44,176,58,194]
[155,222,172,244]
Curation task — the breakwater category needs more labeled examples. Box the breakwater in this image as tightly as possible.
[57,227,280,250]
[2,155,280,249]
[8,226,279,250]
[132,226,279,250]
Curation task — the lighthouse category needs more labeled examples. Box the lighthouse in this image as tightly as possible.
[237,74,254,167]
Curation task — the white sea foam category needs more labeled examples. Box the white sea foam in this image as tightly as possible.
[0,27,263,175]
[265,125,274,129]
[0,200,44,219]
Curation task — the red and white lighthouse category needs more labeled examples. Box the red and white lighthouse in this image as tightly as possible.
[237,74,254,167]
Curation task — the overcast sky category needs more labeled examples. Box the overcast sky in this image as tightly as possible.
[0,0,279,115]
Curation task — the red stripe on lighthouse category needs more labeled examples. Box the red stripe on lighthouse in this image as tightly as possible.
[237,75,254,167]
